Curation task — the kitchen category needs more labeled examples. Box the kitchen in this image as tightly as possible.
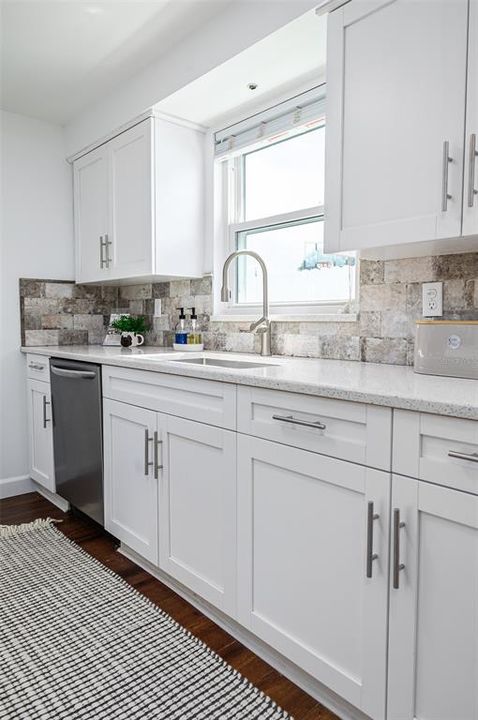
[1,1,477,719]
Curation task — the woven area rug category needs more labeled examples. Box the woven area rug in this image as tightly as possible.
[0,519,291,720]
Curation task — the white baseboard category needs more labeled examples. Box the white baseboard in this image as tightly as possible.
[119,544,370,720]
[0,475,34,499]
[33,483,70,512]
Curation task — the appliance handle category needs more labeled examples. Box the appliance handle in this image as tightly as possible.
[51,366,96,379]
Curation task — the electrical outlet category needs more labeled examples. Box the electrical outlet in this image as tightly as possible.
[422,282,443,317]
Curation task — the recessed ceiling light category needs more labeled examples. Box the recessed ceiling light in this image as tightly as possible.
[85,5,104,15]
[247,83,258,91]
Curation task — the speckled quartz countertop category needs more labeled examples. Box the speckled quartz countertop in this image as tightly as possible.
[21,345,478,419]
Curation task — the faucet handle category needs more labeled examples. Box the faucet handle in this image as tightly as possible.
[250,316,269,333]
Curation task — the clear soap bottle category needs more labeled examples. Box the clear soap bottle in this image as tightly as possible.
[174,307,188,345]
[187,307,203,347]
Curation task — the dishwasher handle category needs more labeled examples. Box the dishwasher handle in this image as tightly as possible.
[51,366,96,380]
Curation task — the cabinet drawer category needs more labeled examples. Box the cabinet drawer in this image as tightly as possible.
[393,410,478,494]
[102,365,236,430]
[26,354,50,382]
[237,386,392,470]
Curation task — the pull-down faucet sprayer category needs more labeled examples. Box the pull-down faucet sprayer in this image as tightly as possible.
[220,250,271,357]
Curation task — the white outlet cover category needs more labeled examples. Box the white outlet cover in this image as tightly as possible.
[422,282,443,317]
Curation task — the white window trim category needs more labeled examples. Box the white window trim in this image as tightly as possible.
[212,104,358,321]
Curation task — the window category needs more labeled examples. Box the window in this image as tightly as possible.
[215,88,356,316]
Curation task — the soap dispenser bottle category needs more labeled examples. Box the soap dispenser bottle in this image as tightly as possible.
[187,307,203,349]
[174,308,188,347]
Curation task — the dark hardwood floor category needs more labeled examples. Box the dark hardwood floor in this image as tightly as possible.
[1,491,339,720]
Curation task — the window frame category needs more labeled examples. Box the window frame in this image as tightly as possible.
[214,110,358,320]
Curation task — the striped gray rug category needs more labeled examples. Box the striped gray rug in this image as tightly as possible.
[0,519,291,720]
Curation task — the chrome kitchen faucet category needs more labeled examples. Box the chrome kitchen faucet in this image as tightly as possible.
[220,250,272,357]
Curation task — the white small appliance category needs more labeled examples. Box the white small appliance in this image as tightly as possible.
[414,321,478,379]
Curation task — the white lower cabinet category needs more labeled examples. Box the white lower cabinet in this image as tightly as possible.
[27,378,55,492]
[158,414,237,615]
[237,435,390,720]
[103,399,159,564]
[388,475,478,720]
[100,373,478,720]
[103,398,237,613]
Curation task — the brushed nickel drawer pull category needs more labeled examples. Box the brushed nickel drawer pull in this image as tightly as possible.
[366,501,379,579]
[29,362,45,370]
[272,414,326,431]
[448,450,478,463]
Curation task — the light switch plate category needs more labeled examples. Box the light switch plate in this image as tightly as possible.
[422,282,443,317]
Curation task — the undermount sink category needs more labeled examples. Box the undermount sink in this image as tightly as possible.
[169,357,278,369]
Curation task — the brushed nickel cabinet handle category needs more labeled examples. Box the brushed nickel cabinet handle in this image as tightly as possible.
[42,395,51,429]
[366,501,379,578]
[153,431,163,479]
[29,362,45,370]
[392,508,406,590]
[468,134,478,208]
[99,235,106,269]
[144,429,153,476]
[448,449,478,463]
[441,140,453,212]
[105,233,112,269]
[272,414,326,431]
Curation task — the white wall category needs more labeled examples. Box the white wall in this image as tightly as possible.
[0,111,74,490]
[65,0,318,156]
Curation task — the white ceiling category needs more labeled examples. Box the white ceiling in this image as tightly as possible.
[156,9,326,128]
[0,0,232,124]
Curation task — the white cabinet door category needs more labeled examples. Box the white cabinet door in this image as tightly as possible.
[74,144,109,283]
[27,379,55,492]
[237,435,390,720]
[103,399,158,564]
[159,414,236,615]
[388,476,478,720]
[108,121,154,279]
[325,0,468,253]
[463,0,478,236]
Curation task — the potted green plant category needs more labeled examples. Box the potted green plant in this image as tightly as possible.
[111,315,148,348]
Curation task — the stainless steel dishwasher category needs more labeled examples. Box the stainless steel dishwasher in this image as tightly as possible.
[50,358,104,525]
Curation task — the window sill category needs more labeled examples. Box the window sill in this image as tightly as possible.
[210,313,358,323]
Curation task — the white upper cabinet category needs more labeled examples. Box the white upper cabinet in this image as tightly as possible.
[108,121,154,279]
[463,0,478,236]
[325,0,473,254]
[74,144,109,282]
[73,115,204,284]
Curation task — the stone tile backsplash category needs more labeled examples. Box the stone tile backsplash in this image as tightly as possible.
[19,252,478,365]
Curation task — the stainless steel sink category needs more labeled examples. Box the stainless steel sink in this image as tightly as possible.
[170,357,277,369]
